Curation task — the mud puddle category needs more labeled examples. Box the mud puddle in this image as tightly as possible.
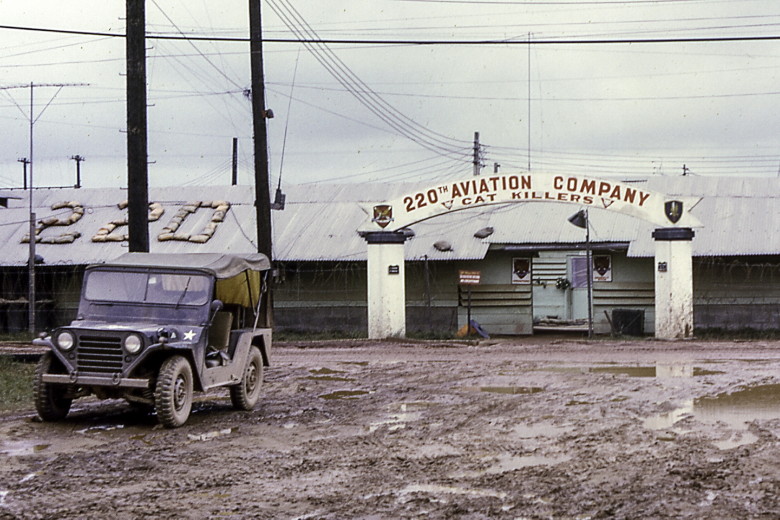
[544,362,726,378]
[0,441,51,457]
[645,383,780,448]
[466,386,544,395]
[369,402,430,432]
[511,421,575,440]
[318,390,370,400]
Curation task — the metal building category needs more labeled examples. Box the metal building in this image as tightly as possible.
[0,176,776,335]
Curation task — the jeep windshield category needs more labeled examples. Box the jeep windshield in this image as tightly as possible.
[85,270,211,306]
[78,268,213,325]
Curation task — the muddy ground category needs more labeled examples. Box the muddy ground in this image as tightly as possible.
[3,337,780,519]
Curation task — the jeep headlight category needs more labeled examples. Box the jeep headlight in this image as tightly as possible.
[123,333,143,355]
[54,330,75,352]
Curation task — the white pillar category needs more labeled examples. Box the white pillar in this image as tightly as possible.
[365,232,407,339]
[653,228,695,340]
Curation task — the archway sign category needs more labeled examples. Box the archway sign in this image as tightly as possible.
[360,173,702,340]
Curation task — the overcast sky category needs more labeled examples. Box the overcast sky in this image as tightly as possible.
[1,0,779,190]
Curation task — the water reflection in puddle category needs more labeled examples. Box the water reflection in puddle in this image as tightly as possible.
[399,483,507,500]
[307,375,355,382]
[319,390,370,400]
[466,386,544,395]
[545,363,724,379]
[187,427,239,442]
[591,366,657,378]
[370,403,427,432]
[512,422,575,440]
[645,384,780,449]
[309,368,345,375]
[76,424,125,435]
[454,452,572,479]
[0,442,50,457]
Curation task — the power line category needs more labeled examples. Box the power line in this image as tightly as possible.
[149,0,244,91]
[265,0,472,162]
[2,23,780,45]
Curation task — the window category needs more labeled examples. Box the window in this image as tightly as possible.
[85,270,210,305]
[570,257,589,289]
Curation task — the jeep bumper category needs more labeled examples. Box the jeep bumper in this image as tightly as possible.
[41,373,150,388]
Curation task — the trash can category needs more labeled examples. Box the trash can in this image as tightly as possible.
[612,309,644,336]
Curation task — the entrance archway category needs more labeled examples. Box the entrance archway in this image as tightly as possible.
[361,173,701,340]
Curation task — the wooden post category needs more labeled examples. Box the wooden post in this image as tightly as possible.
[126,0,149,252]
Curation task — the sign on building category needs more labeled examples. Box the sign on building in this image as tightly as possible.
[459,270,481,285]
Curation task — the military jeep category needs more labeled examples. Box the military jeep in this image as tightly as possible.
[33,252,272,428]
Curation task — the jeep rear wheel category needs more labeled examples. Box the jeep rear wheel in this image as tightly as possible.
[230,346,263,410]
[154,355,193,428]
[33,352,72,421]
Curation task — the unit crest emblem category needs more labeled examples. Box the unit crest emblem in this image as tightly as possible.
[664,200,684,224]
[372,205,394,229]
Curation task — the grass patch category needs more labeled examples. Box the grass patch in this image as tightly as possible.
[0,332,33,342]
[0,357,36,412]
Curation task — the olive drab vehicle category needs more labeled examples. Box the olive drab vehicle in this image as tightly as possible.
[33,253,273,428]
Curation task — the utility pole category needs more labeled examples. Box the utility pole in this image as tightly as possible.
[18,158,29,189]
[1,82,86,333]
[527,32,532,171]
[126,0,150,253]
[472,131,482,176]
[231,137,238,185]
[70,155,84,188]
[249,0,273,259]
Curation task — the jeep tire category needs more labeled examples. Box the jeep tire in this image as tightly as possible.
[230,346,263,410]
[33,352,72,421]
[155,355,193,428]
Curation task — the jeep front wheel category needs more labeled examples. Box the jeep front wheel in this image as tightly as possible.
[230,346,263,410]
[154,355,193,428]
[33,352,72,421]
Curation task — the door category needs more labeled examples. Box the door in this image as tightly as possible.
[569,255,590,321]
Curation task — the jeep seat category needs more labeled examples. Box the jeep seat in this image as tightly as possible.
[208,311,233,350]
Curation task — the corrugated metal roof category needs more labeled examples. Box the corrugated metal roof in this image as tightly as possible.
[0,176,777,266]
[626,176,780,257]
[0,186,258,266]
[485,202,648,246]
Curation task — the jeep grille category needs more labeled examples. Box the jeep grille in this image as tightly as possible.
[76,335,124,374]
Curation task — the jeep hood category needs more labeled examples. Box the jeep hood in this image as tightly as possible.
[65,321,206,343]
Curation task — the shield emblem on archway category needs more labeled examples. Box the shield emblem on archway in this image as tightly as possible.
[372,205,393,228]
[665,200,684,224]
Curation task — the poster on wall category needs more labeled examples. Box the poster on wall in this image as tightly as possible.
[512,258,531,284]
[593,255,612,282]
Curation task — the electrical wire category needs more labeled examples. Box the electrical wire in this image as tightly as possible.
[266,0,472,164]
[7,22,779,45]
[150,0,244,91]
[276,48,302,191]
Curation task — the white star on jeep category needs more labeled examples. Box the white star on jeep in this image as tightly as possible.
[183,330,196,341]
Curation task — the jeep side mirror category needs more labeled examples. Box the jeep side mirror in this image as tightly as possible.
[206,299,224,328]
